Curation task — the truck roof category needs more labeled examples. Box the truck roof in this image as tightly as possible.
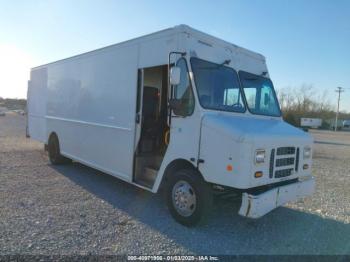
[176,25,265,60]
[32,24,265,70]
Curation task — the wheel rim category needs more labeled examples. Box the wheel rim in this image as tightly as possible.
[172,180,197,217]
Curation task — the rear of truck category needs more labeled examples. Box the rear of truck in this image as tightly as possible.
[27,68,47,143]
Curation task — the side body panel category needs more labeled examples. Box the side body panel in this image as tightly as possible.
[45,44,139,181]
[29,29,180,184]
[198,114,253,188]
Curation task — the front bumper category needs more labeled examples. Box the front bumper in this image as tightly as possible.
[239,177,315,218]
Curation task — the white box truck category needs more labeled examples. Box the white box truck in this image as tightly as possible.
[27,25,315,226]
[300,118,322,129]
[343,120,350,130]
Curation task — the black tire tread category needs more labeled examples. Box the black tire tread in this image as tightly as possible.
[48,134,71,165]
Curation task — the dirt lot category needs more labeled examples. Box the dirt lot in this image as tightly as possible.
[0,114,349,255]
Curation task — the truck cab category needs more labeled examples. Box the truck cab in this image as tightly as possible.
[155,26,315,225]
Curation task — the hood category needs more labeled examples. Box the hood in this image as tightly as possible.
[201,113,313,145]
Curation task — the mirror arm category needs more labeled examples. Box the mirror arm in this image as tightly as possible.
[168,51,187,95]
[167,51,187,125]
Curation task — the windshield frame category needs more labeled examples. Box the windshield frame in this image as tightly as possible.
[238,70,282,117]
[190,57,247,114]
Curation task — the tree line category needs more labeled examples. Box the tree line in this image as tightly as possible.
[0,97,26,110]
[276,85,350,128]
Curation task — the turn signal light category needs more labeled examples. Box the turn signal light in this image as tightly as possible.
[255,171,263,178]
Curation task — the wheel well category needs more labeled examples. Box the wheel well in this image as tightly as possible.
[160,159,203,189]
[48,132,58,145]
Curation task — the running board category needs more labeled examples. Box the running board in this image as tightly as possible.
[134,167,158,189]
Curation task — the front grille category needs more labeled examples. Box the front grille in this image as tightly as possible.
[275,168,294,178]
[276,157,294,167]
[295,148,300,171]
[269,149,275,178]
[269,147,298,179]
[277,147,295,155]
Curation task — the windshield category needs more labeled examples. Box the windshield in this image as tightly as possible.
[239,71,281,117]
[190,58,245,113]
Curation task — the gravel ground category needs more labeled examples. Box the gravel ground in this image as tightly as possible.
[0,114,349,255]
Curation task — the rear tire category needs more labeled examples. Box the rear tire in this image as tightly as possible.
[48,134,71,165]
[165,169,212,226]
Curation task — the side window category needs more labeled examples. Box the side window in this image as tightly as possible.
[174,58,194,116]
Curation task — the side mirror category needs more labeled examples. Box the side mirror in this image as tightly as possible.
[169,98,185,116]
[170,66,181,86]
[169,98,181,110]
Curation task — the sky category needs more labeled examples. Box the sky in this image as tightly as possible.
[0,0,349,112]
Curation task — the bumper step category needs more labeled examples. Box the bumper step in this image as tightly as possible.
[239,177,315,218]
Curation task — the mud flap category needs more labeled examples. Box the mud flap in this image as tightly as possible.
[239,177,315,218]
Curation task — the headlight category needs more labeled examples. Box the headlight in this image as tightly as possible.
[303,146,311,159]
[255,149,266,164]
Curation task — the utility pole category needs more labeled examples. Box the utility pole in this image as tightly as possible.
[334,87,344,131]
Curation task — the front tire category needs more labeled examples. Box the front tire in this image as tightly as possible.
[166,169,212,226]
[48,134,71,165]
